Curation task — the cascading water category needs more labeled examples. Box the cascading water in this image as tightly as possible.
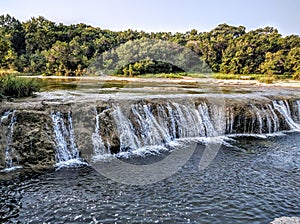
[0,110,22,172]
[85,99,300,158]
[197,102,217,137]
[273,100,300,131]
[296,100,300,121]
[294,100,300,122]
[51,111,86,167]
[1,96,300,169]
[113,105,142,151]
[91,108,111,160]
[226,102,284,135]
[111,101,218,152]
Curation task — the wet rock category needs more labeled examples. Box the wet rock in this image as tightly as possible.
[0,109,56,171]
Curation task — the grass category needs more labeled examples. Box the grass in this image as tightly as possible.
[112,72,283,84]
[213,73,242,80]
[113,72,207,79]
[212,73,291,84]
[101,71,298,84]
[0,73,41,98]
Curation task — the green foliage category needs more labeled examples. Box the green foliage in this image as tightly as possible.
[292,70,300,80]
[138,73,186,79]
[259,50,285,74]
[43,39,88,76]
[0,14,300,79]
[286,47,300,76]
[0,74,40,98]
[213,73,241,79]
[115,60,185,76]
[220,27,282,74]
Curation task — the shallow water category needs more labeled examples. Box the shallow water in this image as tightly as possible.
[38,77,259,95]
[1,132,299,223]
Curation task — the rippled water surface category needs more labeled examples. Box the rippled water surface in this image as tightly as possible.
[1,132,299,223]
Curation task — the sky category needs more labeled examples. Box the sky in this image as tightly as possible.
[0,0,299,36]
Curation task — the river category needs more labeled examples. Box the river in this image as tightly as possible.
[0,77,299,223]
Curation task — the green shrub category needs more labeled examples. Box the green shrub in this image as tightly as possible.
[0,74,40,98]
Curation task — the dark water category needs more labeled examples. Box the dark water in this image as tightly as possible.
[1,132,299,223]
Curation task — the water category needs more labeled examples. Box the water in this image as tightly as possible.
[37,77,265,95]
[273,100,300,130]
[1,79,300,223]
[0,132,299,223]
[92,108,111,161]
[87,98,300,157]
[0,110,22,172]
[51,111,86,168]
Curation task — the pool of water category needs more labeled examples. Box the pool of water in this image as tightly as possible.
[1,132,299,223]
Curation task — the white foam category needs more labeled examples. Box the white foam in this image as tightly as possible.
[0,166,22,173]
[117,145,169,159]
[91,154,114,162]
[55,159,88,170]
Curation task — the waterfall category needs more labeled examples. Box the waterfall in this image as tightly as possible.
[99,99,300,154]
[131,104,170,146]
[113,106,141,151]
[91,108,111,160]
[267,104,280,133]
[197,102,217,137]
[273,100,300,131]
[226,103,283,135]
[0,110,22,172]
[2,97,300,167]
[110,101,219,152]
[298,101,300,120]
[295,100,300,122]
[51,111,86,167]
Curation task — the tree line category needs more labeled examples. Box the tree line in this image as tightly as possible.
[0,14,299,78]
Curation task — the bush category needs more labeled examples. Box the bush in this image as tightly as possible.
[115,60,185,77]
[0,74,40,98]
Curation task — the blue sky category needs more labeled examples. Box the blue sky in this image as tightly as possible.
[0,0,299,35]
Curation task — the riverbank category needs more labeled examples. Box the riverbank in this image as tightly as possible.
[20,75,300,88]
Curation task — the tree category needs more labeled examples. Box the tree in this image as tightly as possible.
[0,14,26,55]
[0,14,299,77]
[0,35,17,69]
[259,50,286,75]
[43,39,88,76]
[285,47,300,79]
[23,16,59,54]
[220,27,282,74]
[198,24,246,72]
